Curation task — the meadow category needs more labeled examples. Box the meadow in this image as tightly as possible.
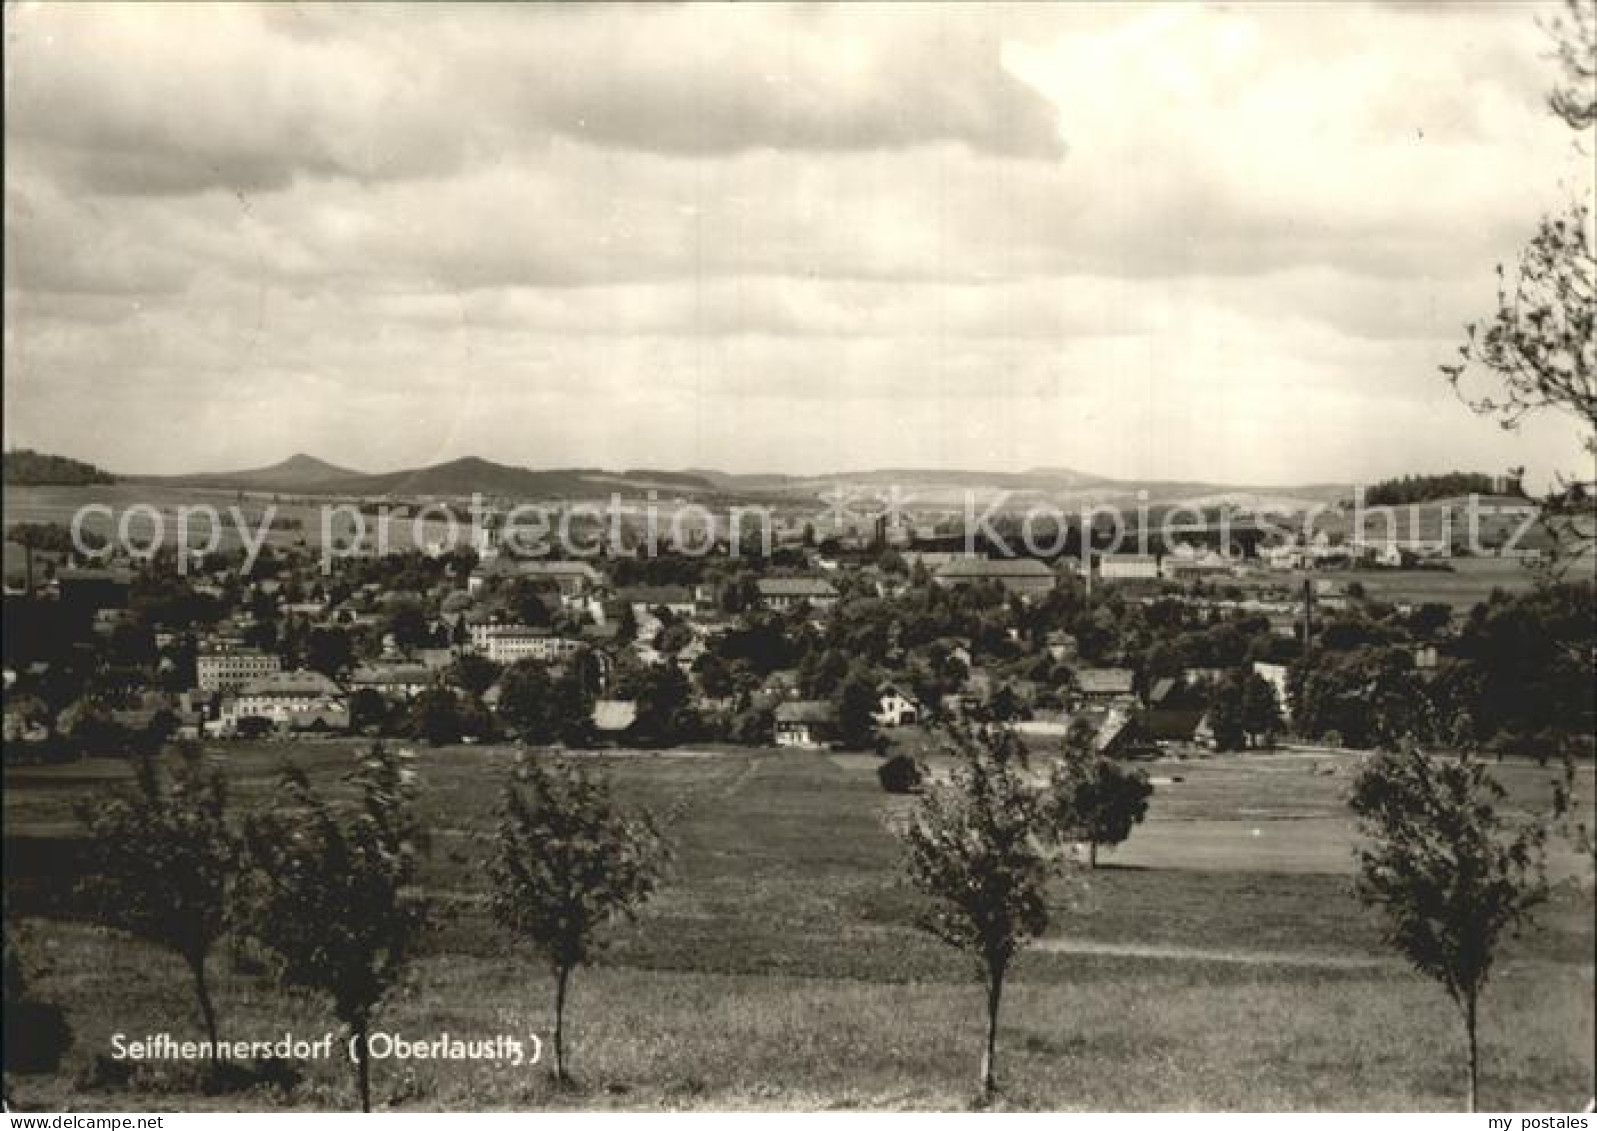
[4,741,1593,1111]
[1234,558,1542,609]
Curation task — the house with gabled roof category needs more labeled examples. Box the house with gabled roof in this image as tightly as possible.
[756,577,839,612]
[774,700,837,747]
[1069,705,1157,759]
[467,558,603,597]
[873,682,921,728]
[226,669,348,733]
[932,556,1056,599]
[1072,667,1137,709]
[348,662,435,702]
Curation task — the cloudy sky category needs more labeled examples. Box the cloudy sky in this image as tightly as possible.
[4,1,1592,486]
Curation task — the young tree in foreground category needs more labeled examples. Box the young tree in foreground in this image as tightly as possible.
[489,756,665,1083]
[896,725,1056,1100]
[240,744,427,1112]
[76,745,234,1076]
[1349,745,1564,1112]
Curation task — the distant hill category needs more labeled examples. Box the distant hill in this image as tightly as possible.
[329,458,724,498]
[620,469,726,490]
[684,468,803,491]
[132,453,365,492]
[678,466,1118,498]
[818,467,1112,489]
[331,457,591,497]
[241,453,365,485]
[724,467,1350,509]
[136,454,719,498]
[107,451,1365,507]
[2,449,116,487]
[1018,466,1114,488]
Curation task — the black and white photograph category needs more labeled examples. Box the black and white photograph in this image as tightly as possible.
[2,0,1594,1117]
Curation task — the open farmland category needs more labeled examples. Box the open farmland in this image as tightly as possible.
[1233,559,1546,610]
[4,742,1592,1111]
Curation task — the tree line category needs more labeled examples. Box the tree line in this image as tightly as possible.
[2,449,116,487]
[6,691,1580,1113]
[13,715,1163,1110]
[1361,472,1519,507]
[21,743,661,1110]
[899,721,1576,1110]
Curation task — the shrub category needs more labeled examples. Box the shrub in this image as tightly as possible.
[877,753,925,794]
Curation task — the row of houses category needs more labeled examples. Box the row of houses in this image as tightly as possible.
[207,667,930,748]
[461,553,1182,611]
[1260,494,1546,567]
[465,557,851,613]
[769,682,921,747]
[933,552,1237,591]
[765,665,1177,749]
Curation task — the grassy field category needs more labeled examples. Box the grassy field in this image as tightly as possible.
[4,741,1593,1111]
[1236,558,1545,609]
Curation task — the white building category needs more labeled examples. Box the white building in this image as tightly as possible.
[1098,554,1160,581]
[227,670,347,730]
[1158,545,1233,579]
[197,647,281,693]
[873,683,921,728]
[476,626,584,665]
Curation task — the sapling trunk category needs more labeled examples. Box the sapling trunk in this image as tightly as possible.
[351,1017,372,1113]
[1465,993,1480,1114]
[979,963,1006,1100]
[187,952,222,1076]
[553,963,572,1083]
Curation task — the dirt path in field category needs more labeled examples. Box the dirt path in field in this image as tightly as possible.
[1029,936,1387,969]
[657,751,763,827]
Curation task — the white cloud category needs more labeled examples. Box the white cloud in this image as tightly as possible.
[6,3,1064,196]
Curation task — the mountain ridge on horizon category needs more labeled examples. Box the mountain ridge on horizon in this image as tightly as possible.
[14,447,1523,509]
[106,450,1358,504]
